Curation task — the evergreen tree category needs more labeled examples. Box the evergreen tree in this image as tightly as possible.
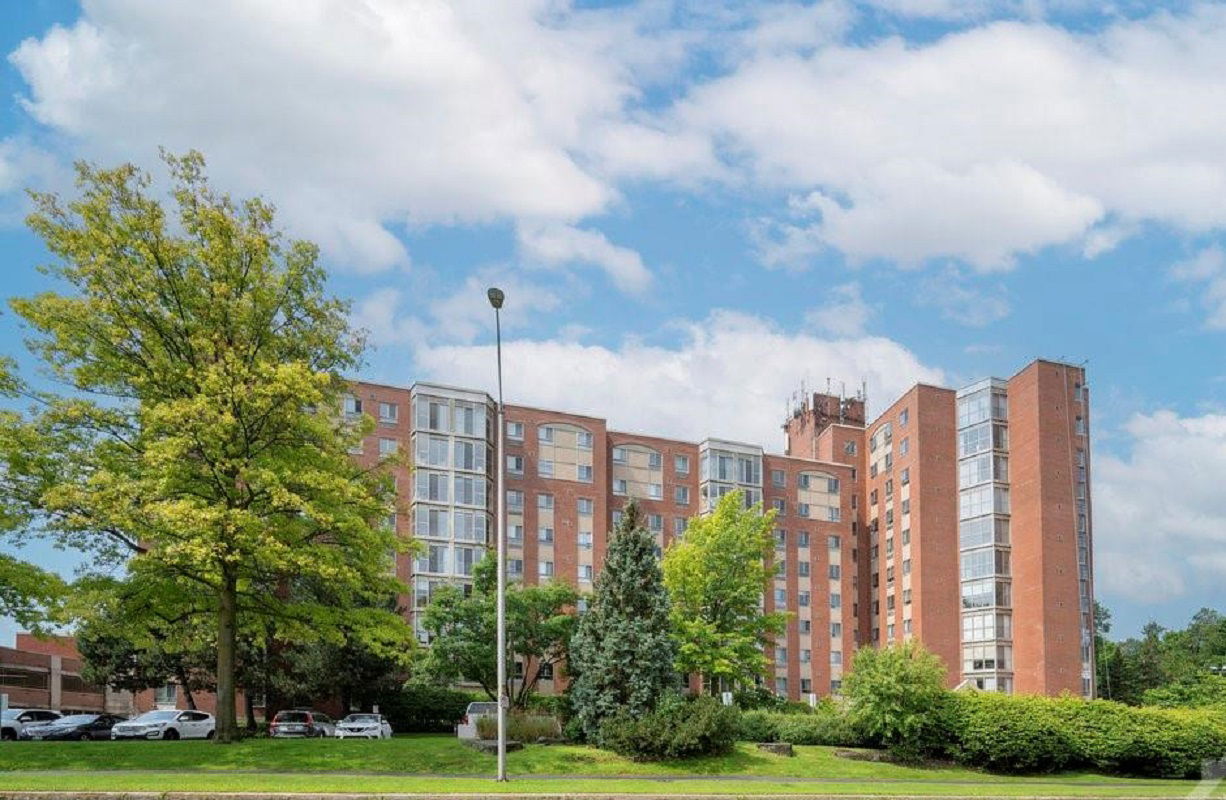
[569,500,676,741]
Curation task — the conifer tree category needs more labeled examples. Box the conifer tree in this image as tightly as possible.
[569,499,676,741]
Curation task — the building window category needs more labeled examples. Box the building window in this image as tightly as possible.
[1076,416,1086,435]
[831,622,842,638]
[538,493,554,510]
[578,498,594,515]
[829,535,840,550]
[798,531,810,547]
[612,510,623,526]
[675,454,690,474]
[798,561,810,577]
[899,437,909,456]
[507,421,524,440]
[773,498,786,515]
[579,531,593,549]
[509,523,524,544]
[674,517,687,536]
[577,431,593,449]
[379,402,398,423]
[343,395,363,416]
[507,490,524,511]
[775,677,788,695]
[649,513,663,532]
[612,446,627,463]
[538,526,554,544]
[613,478,628,495]
[844,440,857,455]
[674,485,690,505]
[539,425,555,443]
[155,684,178,706]
[579,565,593,581]
[378,437,398,456]
[799,591,811,607]
[775,529,787,549]
[771,469,786,488]
[539,561,555,578]
[774,588,786,606]
[648,483,663,500]
[899,408,909,427]
[507,455,524,475]
[831,651,842,666]
[648,452,663,469]
[539,459,554,478]
[578,464,593,482]
[828,564,841,579]
[797,502,810,518]
[830,593,841,609]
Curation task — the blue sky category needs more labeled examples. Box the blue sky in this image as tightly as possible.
[1,0,1224,643]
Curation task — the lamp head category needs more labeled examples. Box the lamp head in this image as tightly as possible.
[487,287,505,309]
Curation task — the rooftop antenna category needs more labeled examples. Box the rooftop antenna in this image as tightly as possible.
[839,381,846,424]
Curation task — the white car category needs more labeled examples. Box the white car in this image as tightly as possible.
[111,709,216,740]
[2,709,62,741]
[335,713,393,739]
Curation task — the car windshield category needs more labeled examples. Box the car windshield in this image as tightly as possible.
[343,714,379,723]
[1,710,20,721]
[55,715,97,725]
[274,711,310,723]
[467,703,497,714]
[133,711,179,722]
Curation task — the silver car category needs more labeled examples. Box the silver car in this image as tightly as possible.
[334,713,392,739]
[111,710,215,740]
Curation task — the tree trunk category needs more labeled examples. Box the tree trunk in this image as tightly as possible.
[176,664,198,710]
[215,567,238,743]
[244,689,257,733]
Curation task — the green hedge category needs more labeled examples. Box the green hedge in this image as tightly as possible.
[599,694,738,761]
[378,684,475,733]
[948,692,1226,778]
[735,708,866,747]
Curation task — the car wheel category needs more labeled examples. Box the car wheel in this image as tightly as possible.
[1,730,15,742]
[206,731,215,740]
[163,729,180,741]
[79,733,91,742]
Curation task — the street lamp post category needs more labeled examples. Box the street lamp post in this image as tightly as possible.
[487,286,508,783]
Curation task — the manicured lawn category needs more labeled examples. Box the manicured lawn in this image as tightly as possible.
[0,735,1214,796]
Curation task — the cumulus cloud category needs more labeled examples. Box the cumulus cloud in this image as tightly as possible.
[805,282,873,337]
[517,222,652,294]
[8,0,1226,284]
[673,7,1226,269]
[1170,246,1226,329]
[1094,410,1226,604]
[6,0,681,275]
[414,309,944,446]
[352,271,563,349]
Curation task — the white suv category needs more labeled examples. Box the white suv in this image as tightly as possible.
[111,710,216,740]
[2,709,62,740]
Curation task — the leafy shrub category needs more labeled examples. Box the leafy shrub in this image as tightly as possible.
[736,709,782,742]
[1142,674,1226,710]
[845,641,948,759]
[380,684,474,733]
[776,710,865,747]
[949,692,1075,773]
[948,692,1226,778]
[476,713,561,742]
[599,693,739,761]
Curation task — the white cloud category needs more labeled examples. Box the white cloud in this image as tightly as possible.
[414,309,944,446]
[352,271,564,349]
[1170,246,1226,329]
[517,222,652,294]
[918,268,1011,326]
[6,0,682,274]
[672,7,1226,268]
[1094,410,1226,604]
[805,282,873,337]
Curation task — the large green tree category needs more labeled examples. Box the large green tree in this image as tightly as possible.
[418,556,578,709]
[569,500,676,741]
[661,490,787,694]
[0,152,411,741]
[844,640,948,760]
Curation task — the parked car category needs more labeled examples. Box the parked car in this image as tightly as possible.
[111,710,215,740]
[334,713,392,740]
[1,709,61,741]
[269,709,336,738]
[19,714,126,741]
[456,701,498,739]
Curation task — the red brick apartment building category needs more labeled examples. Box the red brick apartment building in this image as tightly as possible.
[348,358,1094,699]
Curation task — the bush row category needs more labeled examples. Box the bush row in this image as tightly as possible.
[476,713,561,742]
[736,708,866,747]
[946,692,1226,778]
